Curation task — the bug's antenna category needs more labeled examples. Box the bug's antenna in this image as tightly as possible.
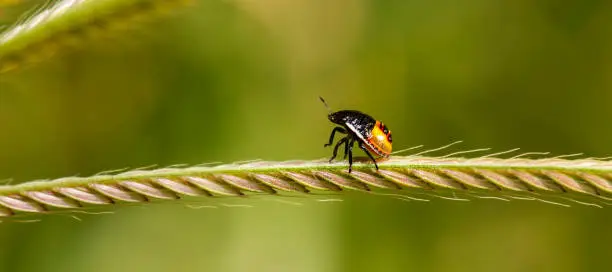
[319,96,332,115]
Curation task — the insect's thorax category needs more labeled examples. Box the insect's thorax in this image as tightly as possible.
[328,110,376,137]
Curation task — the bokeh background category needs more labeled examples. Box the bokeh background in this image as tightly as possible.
[1,0,612,271]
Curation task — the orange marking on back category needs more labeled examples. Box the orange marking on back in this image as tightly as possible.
[366,121,392,157]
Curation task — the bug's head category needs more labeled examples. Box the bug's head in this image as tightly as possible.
[327,112,343,124]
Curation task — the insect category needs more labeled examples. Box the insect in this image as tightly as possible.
[320,96,392,173]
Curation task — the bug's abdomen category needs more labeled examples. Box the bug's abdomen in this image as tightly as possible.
[366,121,392,157]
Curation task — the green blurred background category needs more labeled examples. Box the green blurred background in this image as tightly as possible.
[1,0,612,271]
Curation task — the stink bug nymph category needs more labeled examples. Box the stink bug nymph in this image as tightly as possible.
[320,96,392,173]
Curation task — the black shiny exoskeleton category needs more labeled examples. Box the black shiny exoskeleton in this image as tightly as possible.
[320,97,391,173]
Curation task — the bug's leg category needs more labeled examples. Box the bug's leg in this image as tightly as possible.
[329,137,348,162]
[347,138,355,173]
[324,127,347,147]
[359,142,379,171]
[343,138,350,160]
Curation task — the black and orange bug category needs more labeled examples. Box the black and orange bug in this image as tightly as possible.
[320,96,392,173]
